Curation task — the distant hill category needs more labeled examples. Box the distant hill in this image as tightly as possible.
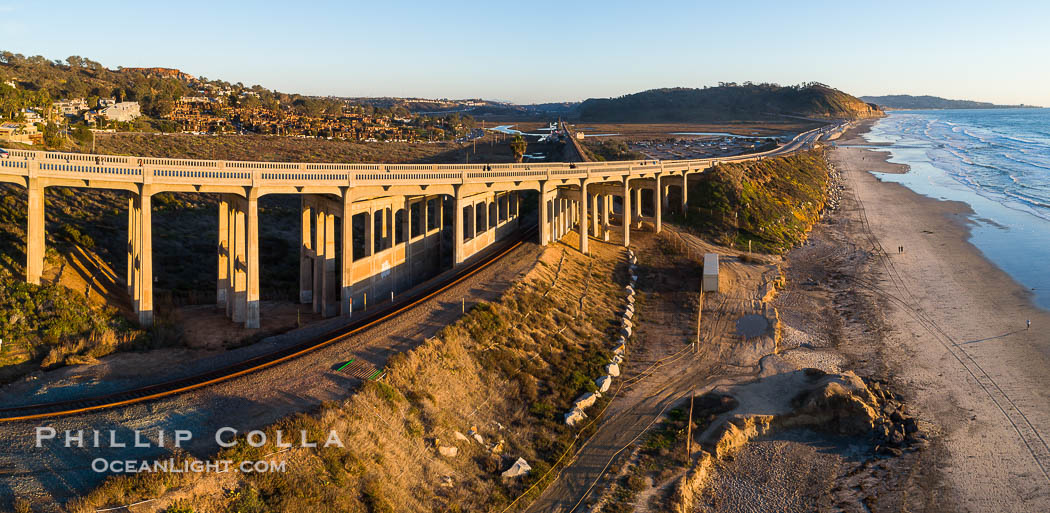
[860,95,1034,110]
[576,83,882,123]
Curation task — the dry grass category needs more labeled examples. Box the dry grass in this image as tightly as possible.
[67,239,630,513]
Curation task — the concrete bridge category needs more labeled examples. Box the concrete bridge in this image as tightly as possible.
[0,123,840,328]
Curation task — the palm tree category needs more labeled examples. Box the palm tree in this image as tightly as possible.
[511,135,527,163]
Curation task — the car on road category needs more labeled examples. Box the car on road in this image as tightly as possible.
[0,148,9,159]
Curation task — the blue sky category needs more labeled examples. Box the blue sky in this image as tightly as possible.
[2,0,1048,105]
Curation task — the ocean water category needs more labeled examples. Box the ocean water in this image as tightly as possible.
[858,108,1050,310]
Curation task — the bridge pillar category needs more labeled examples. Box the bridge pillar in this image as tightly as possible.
[632,186,642,229]
[231,195,247,324]
[217,197,230,305]
[579,179,590,255]
[539,182,550,246]
[589,192,599,237]
[312,204,326,314]
[245,189,260,329]
[453,186,464,266]
[622,178,631,247]
[137,185,154,327]
[682,172,689,217]
[655,174,663,234]
[127,196,138,299]
[600,194,610,241]
[26,178,45,285]
[299,197,313,304]
[322,208,336,318]
[341,188,354,317]
[226,197,237,318]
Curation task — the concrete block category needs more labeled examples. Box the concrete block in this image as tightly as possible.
[596,375,612,393]
[564,407,587,426]
[605,362,620,377]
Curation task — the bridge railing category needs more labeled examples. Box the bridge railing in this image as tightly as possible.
[0,123,835,189]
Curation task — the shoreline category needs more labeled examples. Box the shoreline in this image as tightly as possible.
[830,123,1050,511]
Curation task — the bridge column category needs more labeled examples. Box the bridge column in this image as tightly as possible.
[632,186,642,229]
[245,189,260,329]
[341,188,354,317]
[127,196,137,298]
[231,195,247,324]
[225,198,236,318]
[312,203,325,314]
[682,172,689,217]
[655,174,663,234]
[539,182,550,246]
[622,178,631,247]
[590,192,599,236]
[137,185,154,326]
[299,197,313,304]
[322,208,336,318]
[604,193,613,241]
[217,197,230,305]
[579,179,590,255]
[400,195,411,292]
[453,186,464,266]
[26,178,45,285]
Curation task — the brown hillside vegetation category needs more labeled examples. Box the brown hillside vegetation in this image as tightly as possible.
[69,237,631,513]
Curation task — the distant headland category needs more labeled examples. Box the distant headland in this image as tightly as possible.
[860,94,1039,110]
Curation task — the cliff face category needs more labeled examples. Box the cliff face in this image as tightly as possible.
[577,84,883,122]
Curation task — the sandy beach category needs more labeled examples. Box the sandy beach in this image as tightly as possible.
[829,121,1050,511]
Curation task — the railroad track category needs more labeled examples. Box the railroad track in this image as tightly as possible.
[0,227,539,422]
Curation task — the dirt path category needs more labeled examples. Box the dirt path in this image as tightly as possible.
[524,230,778,513]
[0,240,544,509]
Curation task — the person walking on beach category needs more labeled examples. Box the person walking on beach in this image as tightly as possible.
[1028,319,1032,330]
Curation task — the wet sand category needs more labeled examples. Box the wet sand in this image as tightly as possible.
[832,121,1050,511]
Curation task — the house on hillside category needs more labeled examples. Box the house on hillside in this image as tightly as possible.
[85,101,142,124]
[0,122,42,145]
[54,98,90,117]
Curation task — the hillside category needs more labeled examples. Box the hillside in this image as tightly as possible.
[577,83,882,123]
[860,94,1034,110]
[673,149,832,253]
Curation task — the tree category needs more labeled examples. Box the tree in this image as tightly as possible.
[42,123,64,149]
[510,135,527,163]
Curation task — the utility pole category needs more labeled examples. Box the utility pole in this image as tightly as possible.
[685,390,694,462]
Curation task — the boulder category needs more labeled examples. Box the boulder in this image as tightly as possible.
[622,318,633,330]
[624,309,634,320]
[612,343,626,355]
[612,354,623,365]
[564,407,587,426]
[575,392,601,410]
[614,336,626,347]
[596,375,612,393]
[454,431,470,442]
[629,273,637,283]
[438,446,458,458]
[502,457,532,478]
[620,326,632,338]
[625,284,635,294]
[606,362,620,377]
